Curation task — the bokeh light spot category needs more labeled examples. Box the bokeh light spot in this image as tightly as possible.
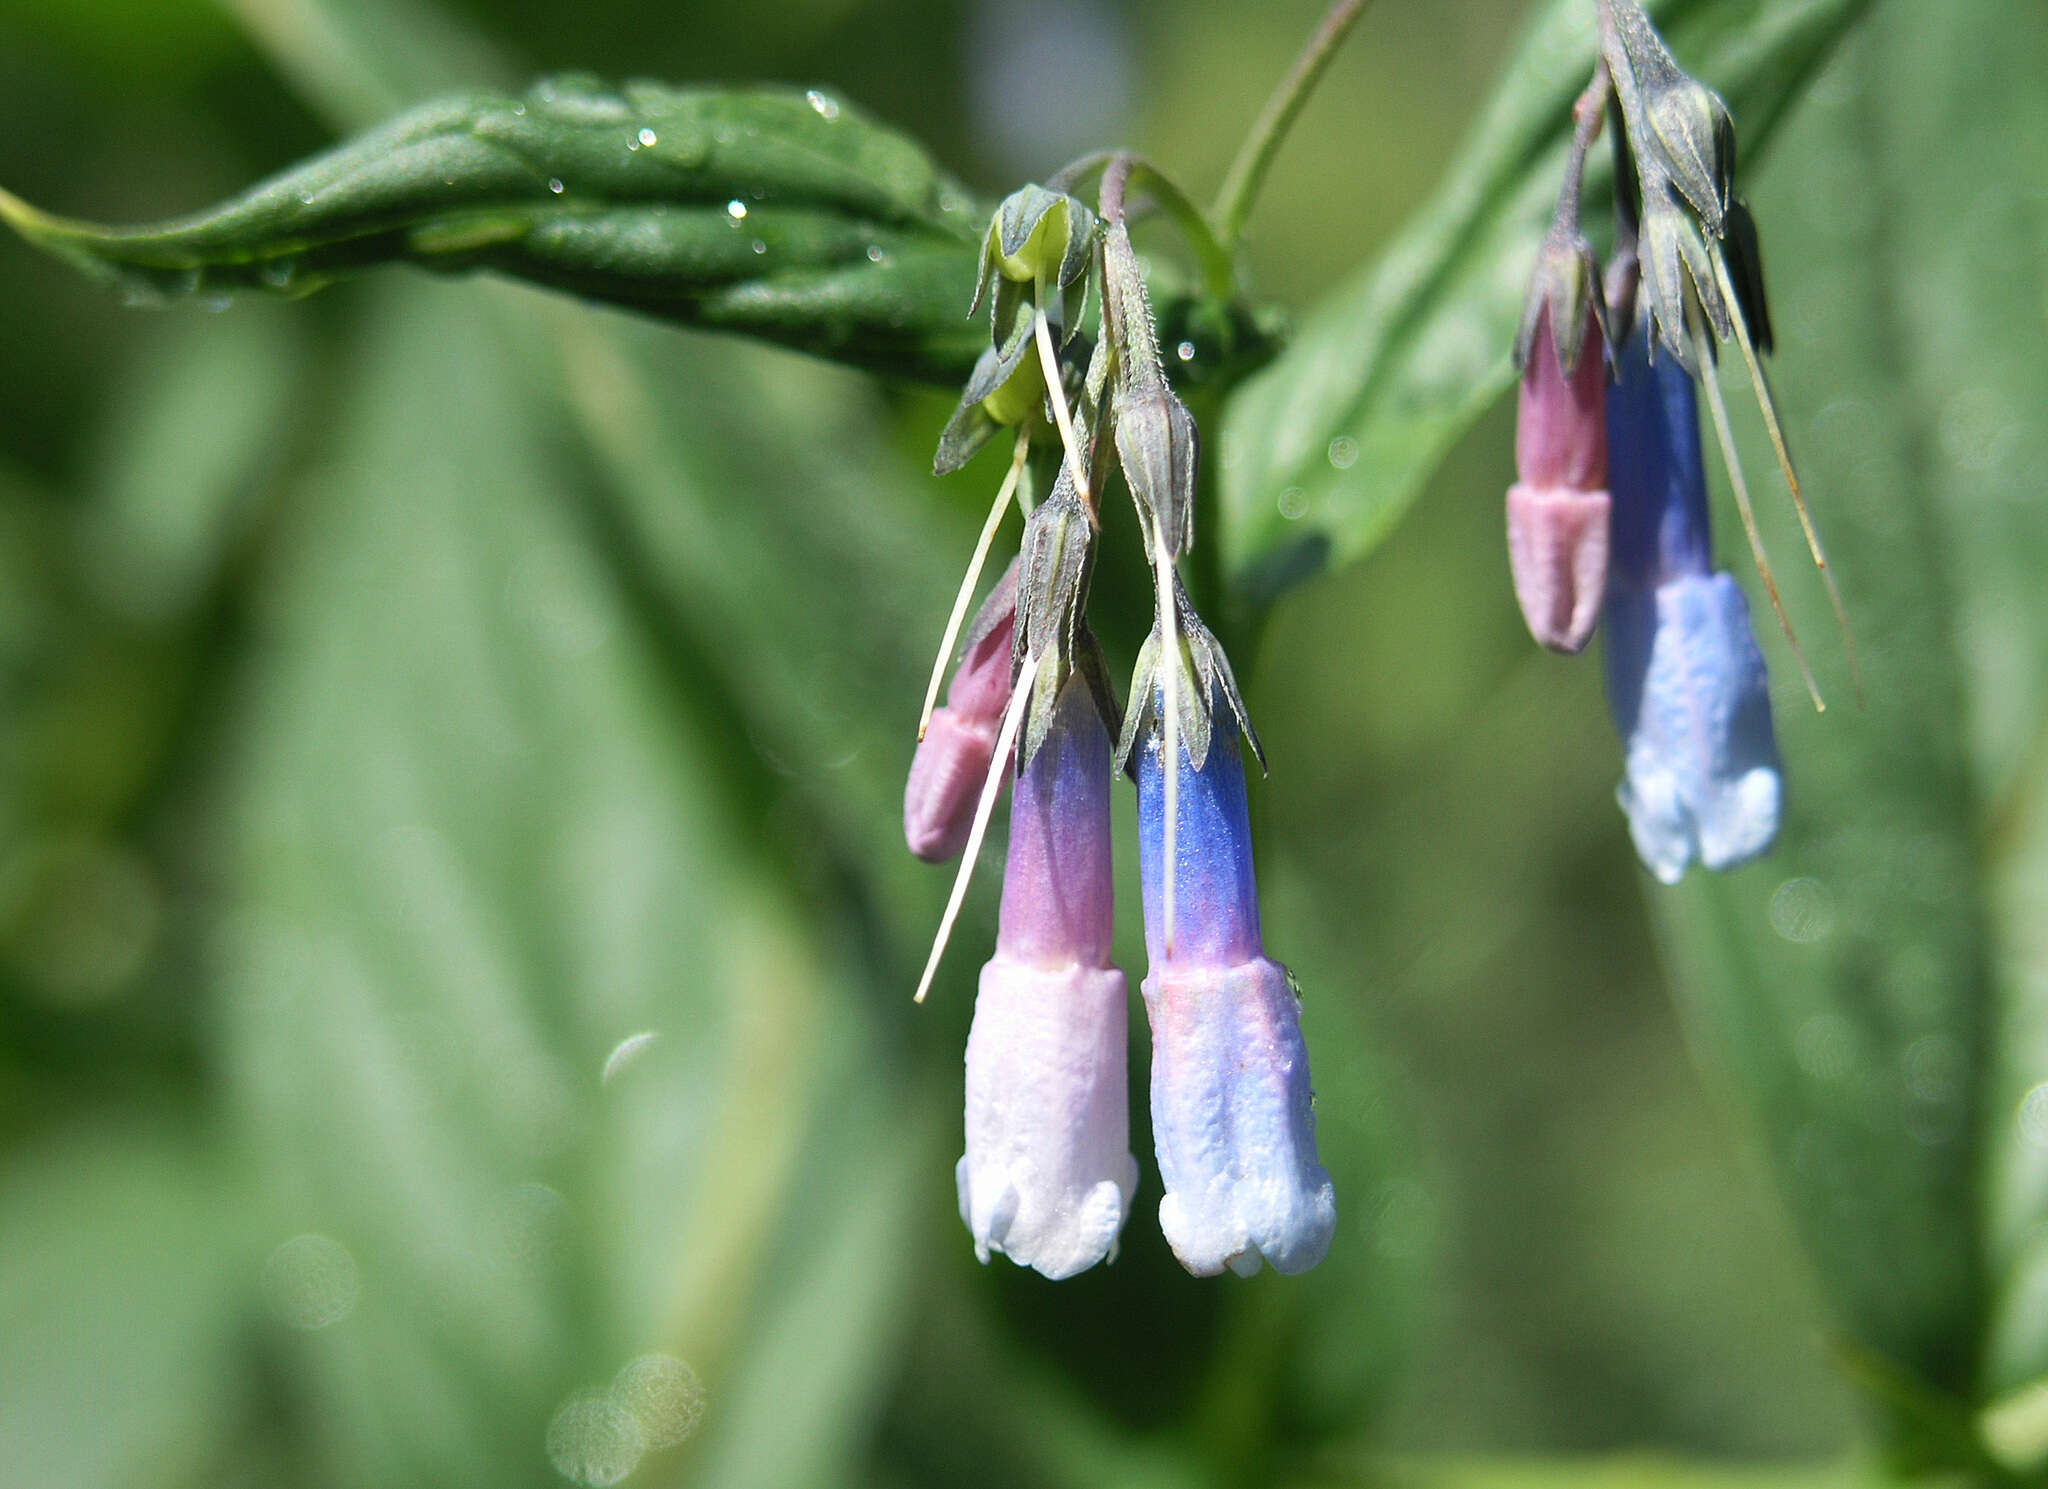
[262,1234,361,1330]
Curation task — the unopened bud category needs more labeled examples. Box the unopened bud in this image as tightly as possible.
[905,575,1018,862]
[973,186,1098,345]
[1507,304,1611,654]
[1114,381,1199,558]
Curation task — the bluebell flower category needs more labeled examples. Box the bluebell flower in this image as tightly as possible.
[1602,332,1782,883]
[1133,694,1334,1278]
[956,671,1138,1279]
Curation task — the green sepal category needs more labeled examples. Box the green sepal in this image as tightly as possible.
[1514,228,1607,378]
[1603,1,1734,235]
[972,186,1099,347]
[1111,579,1263,779]
[1113,382,1199,558]
[1014,468,1096,676]
[934,349,1004,474]
[975,311,1047,429]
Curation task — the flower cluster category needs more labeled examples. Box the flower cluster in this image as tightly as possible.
[1504,0,1854,882]
[904,158,1334,1280]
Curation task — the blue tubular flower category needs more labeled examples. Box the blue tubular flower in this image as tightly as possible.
[1602,331,1782,883]
[1134,700,1335,1278]
[957,671,1138,1279]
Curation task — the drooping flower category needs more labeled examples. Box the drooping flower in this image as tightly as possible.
[905,563,1018,862]
[1602,330,1781,883]
[956,667,1138,1279]
[1129,671,1334,1278]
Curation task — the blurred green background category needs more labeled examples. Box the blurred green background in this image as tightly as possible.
[2,1,2042,1486]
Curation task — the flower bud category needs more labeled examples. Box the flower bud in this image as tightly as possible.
[905,573,1017,863]
[957,673,1137,1278]
[1134,705,1335,1278]
[1602,331,1781,882]
[1507,303,1611,653]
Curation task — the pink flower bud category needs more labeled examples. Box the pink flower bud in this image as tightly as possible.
[1507,306,1612,654]
[1517,306,1608,491]
[904,586,1016,862]
[1506,483,1611,655]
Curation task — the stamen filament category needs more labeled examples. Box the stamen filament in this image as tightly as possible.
[914,651,1042,1004]
[1712,253,1864,705]
[1691,320,1825,712]
[918,436,1029,740]
[1034,309,1095,517]
[1152,531,1181,956]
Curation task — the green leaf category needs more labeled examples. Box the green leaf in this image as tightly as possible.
[1638,0,2048,1469]
[0,1121,250,1489]
[1216,0,1874,606]
[76,302,310,623]
[0,76,989,383]
[209,279,924,1487]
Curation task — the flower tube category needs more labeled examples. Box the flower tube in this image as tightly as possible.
[1602,331,1781,883]
[956,670,1137,1279]
[1134,697,1335,1278]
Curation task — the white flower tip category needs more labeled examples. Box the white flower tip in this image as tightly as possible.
[1159,1171,1336,1279]
[957,959,1137,1279]
[958,1158,1137,1280]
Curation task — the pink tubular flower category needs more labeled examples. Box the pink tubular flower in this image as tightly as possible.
[956,670,1138,1279]
[1507,304,1612,654]
[904,566,1018,862]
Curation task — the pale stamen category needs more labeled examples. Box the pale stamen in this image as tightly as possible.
[1712,253,1863,706]
[1691,319,1825,713]
[918,436,1029,740]
[1150,527,1181,956]
[1033,309,1095,517]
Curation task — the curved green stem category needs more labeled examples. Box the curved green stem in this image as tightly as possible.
[1212,0,1381,253]
[1100,154,1236,302]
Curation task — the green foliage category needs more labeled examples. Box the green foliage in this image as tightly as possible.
[1,0,2042,1484]
[1648,1,2048,1472]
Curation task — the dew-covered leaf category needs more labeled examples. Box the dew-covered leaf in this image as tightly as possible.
[1217,0,1874,606]
[1,76,988,383]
